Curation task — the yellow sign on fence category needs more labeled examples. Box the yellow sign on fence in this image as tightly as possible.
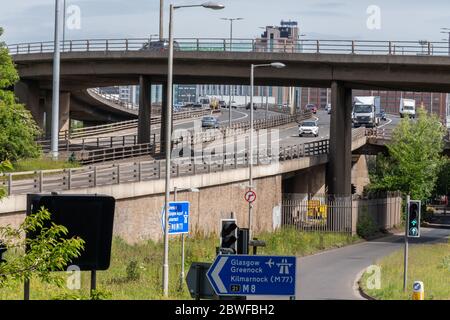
[307,200,327,219]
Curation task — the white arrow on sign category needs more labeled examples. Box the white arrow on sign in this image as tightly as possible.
[211,256,228,294]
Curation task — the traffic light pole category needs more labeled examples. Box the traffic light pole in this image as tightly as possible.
[403,195,410,292]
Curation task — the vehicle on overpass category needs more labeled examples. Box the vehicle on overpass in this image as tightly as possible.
[199,97,211,109]
[305,104,318,114]
[352,96,381,128]
[140,40,180,52]
[399,98,416,118]
[201,116,219,129]
[227,101,238,109]
[299,120,319,137]
[245,102,257,110]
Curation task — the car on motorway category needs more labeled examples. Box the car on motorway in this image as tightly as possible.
[325,103,332,114]
[192,103,203,109]
[201,116,219,129]
[219,100,227,108]
[379,109,387,121]
[305,104,318,114]
[299,120,319,137]
[227,101,238,109]
[140,40,180,52]
[245,102,257,110]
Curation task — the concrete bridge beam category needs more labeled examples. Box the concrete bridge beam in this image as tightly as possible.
[138,76,152,144]
[327,81,352,196]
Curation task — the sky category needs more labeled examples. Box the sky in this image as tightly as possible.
[1,0,450,44]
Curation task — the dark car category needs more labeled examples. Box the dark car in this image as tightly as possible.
[245,103,257,110]
[140,40,181,52]
[305,104,317,114]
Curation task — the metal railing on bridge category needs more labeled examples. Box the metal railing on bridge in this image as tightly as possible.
[1,138,330,196]
[7,38,450,56]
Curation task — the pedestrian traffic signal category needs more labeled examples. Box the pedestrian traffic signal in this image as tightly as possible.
[407,200,421,238]
[220,219,238,254]
[0,241,7,264]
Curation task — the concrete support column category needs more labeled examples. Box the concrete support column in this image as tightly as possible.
[44,91,71,138]
[327,81,352,196]
[59,92,70,133]
[14,80,44,128]
[138,76,152,144]
[160,83,171,155]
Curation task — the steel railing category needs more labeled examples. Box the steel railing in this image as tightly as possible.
[1,137,331,196]
[7,38,450,56]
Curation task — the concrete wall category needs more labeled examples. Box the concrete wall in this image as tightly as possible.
[282,164,326,196]
[351,155,371,195]
[0,174,282,244]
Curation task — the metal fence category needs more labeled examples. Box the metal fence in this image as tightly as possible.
[281,194,353,234]
[281,192,403,235]
[1,138,330,196]
[7,38,450,56]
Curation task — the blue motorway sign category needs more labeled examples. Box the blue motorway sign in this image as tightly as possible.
[207,255,296,296]
[161,201,190,235]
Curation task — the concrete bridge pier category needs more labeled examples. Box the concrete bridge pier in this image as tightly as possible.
[327,81,352,196]
[44,91,71,138]
[14,80,45,128]
[137,76,152,144]
[160,83,173,155]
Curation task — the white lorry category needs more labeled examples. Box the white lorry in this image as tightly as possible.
[399,98,416,119]
[352,96,381,128]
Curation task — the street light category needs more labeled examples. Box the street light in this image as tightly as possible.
[163,1,225,298]
[248,62,286,240]
[221,17,244,126]
[51,0,62,160]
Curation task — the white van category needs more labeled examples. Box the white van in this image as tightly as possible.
[399,98,416,118]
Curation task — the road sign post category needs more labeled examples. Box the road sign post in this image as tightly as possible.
[403,197,421,292]
[161,201,190,235]
[207,255,296,298]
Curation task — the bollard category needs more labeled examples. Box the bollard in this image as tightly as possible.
[412,281,424,300]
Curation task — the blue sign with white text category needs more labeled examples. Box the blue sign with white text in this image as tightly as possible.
[207,255,296,296]
[161,201,190,235]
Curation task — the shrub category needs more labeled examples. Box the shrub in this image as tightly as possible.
[357,213,379,239]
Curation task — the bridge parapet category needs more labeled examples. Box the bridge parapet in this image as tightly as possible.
[7,38,450,56]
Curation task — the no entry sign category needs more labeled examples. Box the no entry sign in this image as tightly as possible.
[244,190,257,203]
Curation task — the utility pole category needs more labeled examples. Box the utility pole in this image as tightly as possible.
[51,0,62,160]
[221,18,244,126]
[159,0,164,40]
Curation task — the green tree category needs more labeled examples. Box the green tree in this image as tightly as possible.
[369,107,446,201]
[0,162,85,292]
[0,27,41,162]
[434,158,450,198]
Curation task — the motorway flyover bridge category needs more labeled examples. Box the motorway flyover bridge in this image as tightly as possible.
[8,37,450,196]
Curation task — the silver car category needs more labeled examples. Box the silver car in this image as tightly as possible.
[201,116,219,129]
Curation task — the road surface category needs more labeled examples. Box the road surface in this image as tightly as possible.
[296,227,450,300]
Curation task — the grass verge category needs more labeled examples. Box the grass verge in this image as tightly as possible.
[9,158,80,172]
[0,228,359,300]
[360,239,450,300]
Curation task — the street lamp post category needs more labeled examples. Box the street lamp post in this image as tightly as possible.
[163,1,225,298]
[51,0,62,159]
[248,62,285,240]
[441,28,450,56]
[160,0,164,40]
[221,18,244,127]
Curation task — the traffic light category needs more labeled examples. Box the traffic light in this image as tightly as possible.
[220,219,238,254]
[407,200,421,238]
[0,241,7,264]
